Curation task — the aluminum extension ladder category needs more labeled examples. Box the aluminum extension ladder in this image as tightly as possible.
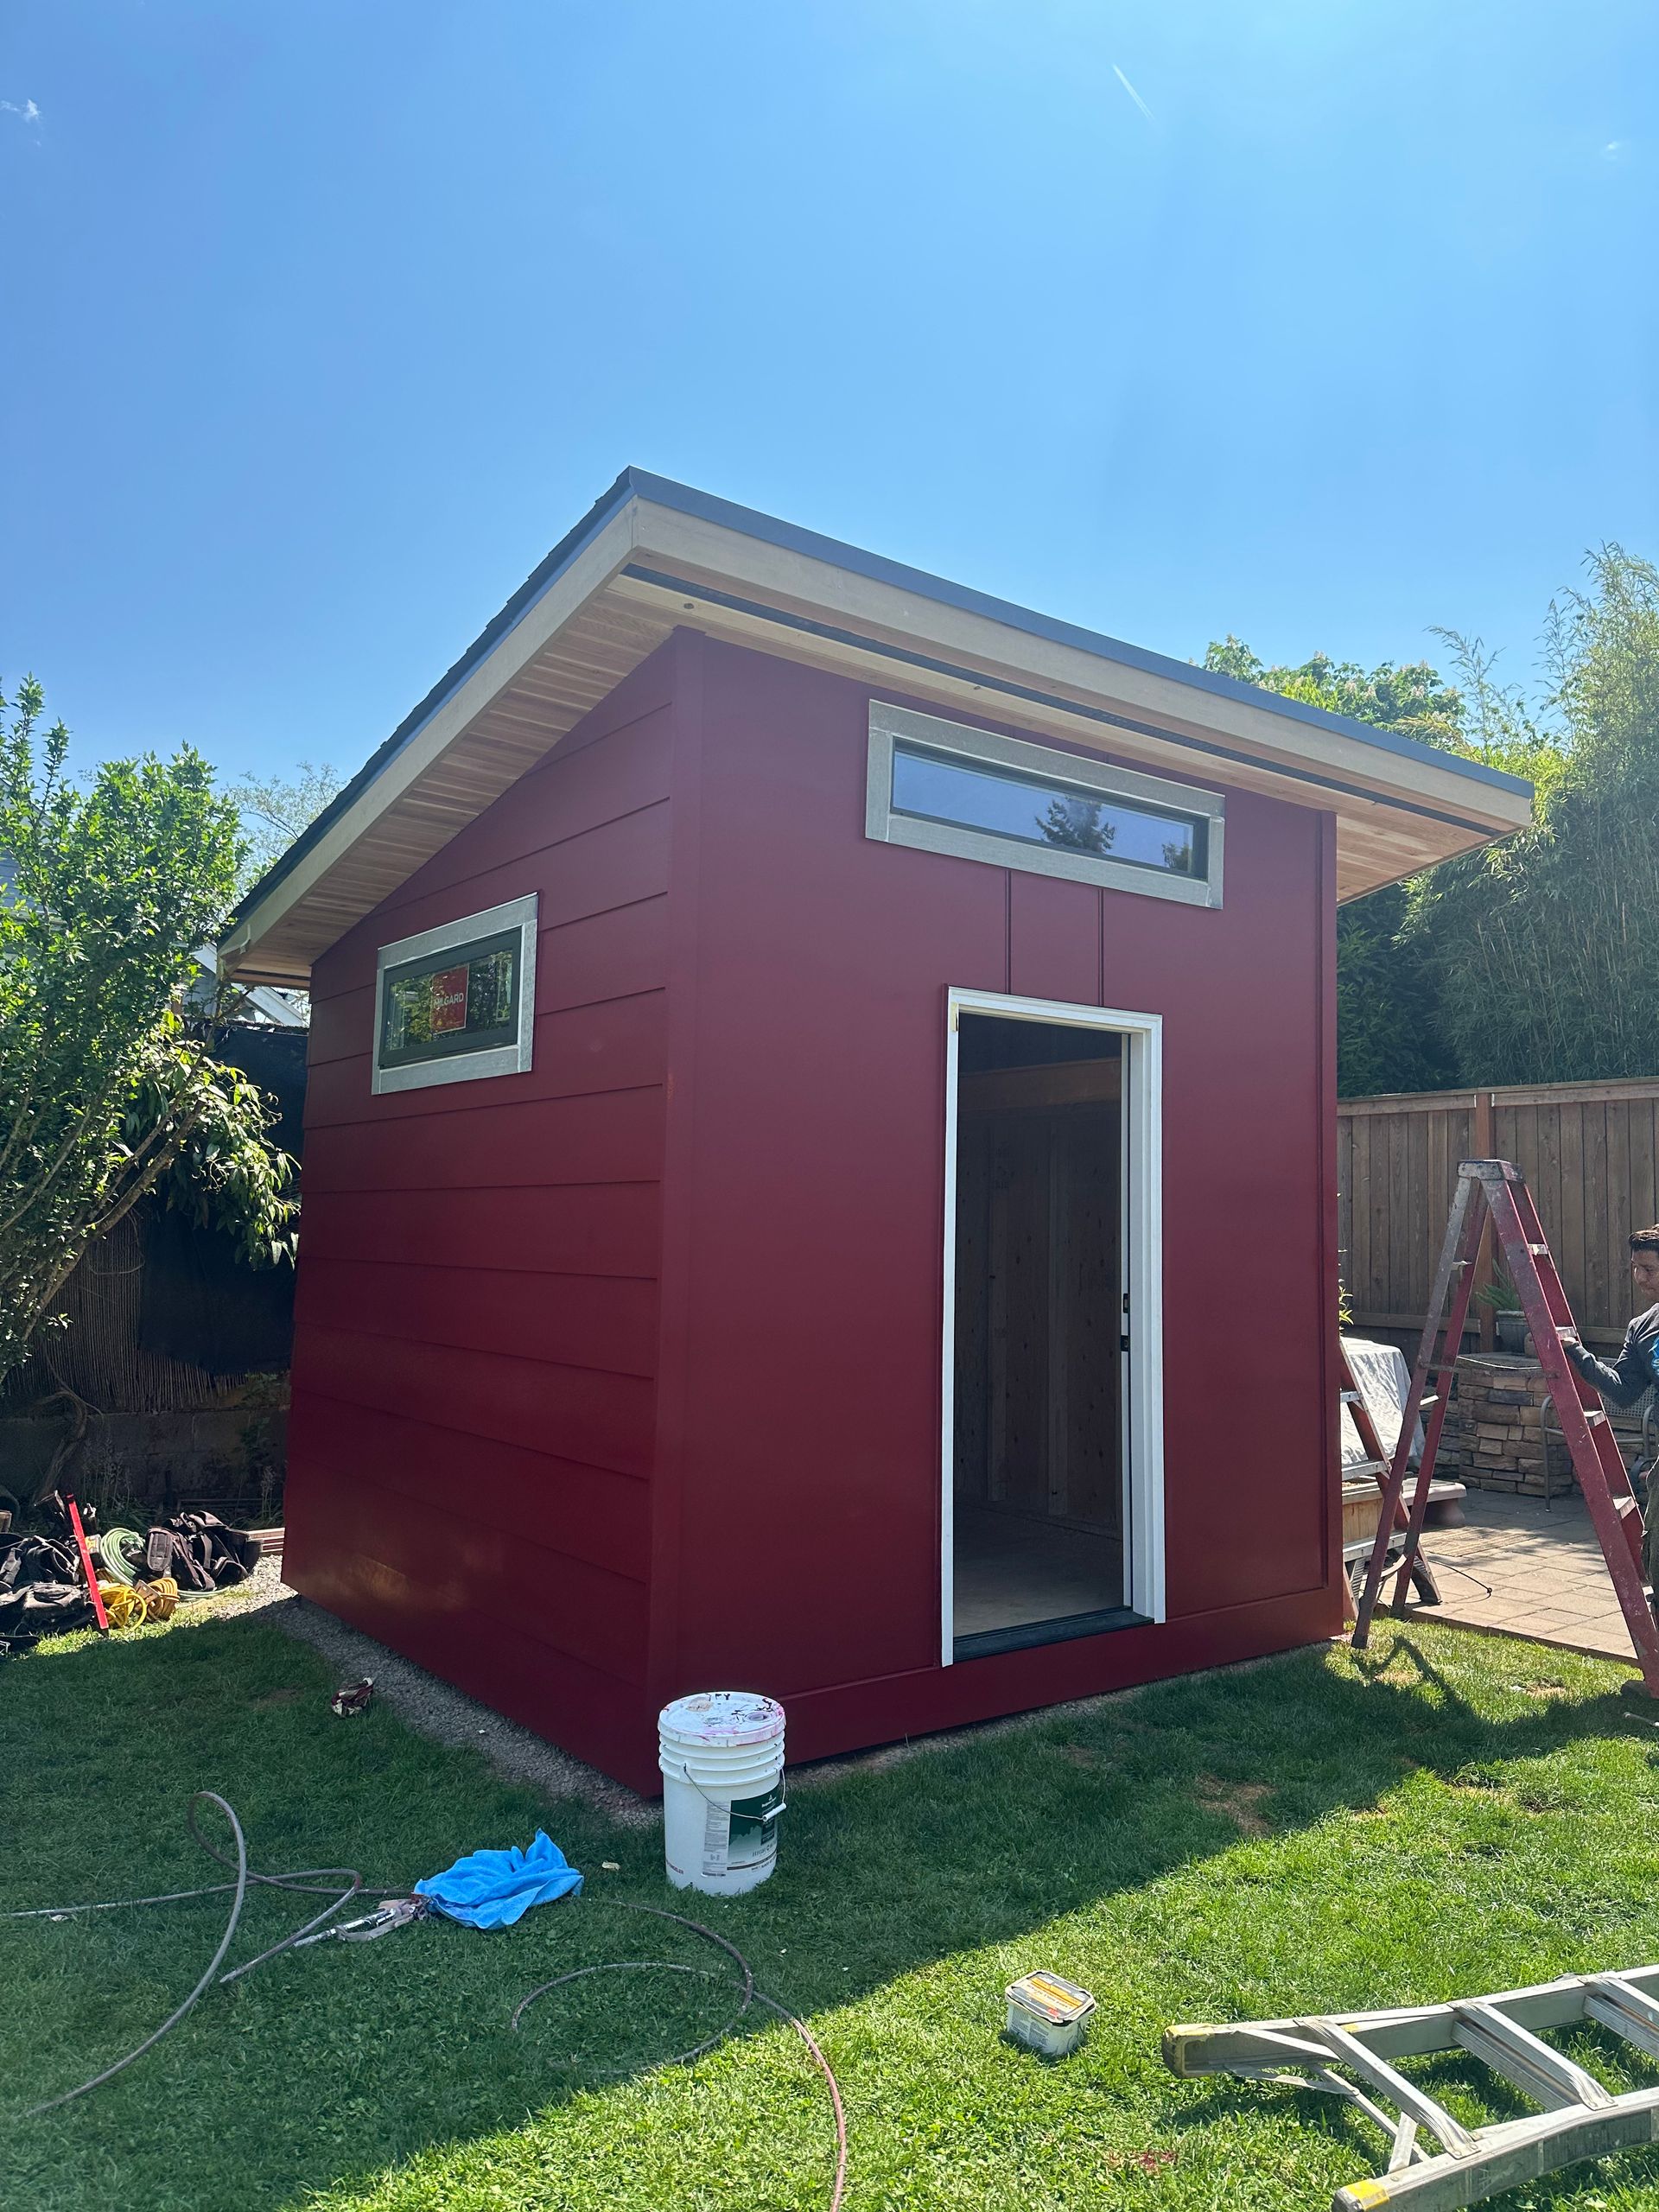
[1351,1158,1659,1699]
[1166,1964,1659,2209]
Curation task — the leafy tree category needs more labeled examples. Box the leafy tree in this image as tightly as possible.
[1408,548,1659,1084]
[0,680,296,1393]
[1205,638,1465,751]
[1204,637,1470,1092]
[228,760,343,894]
[1332,880,1459,1096]
[1209,556,1659,1095]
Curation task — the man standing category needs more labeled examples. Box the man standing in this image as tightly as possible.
[1560,1226,1659,1581]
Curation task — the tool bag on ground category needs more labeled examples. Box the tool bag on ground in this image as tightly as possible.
[142,1511,260,1591]
[0,1535,96,1649]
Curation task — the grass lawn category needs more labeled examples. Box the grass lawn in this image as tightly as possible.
[10,1609,1659,2212]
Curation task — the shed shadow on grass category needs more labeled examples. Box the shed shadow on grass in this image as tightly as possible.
[5,1611,1658,2209]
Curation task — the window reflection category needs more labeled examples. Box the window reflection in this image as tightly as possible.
[890,747,1200,877]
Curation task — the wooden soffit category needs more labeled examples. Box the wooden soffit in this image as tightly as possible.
[221,472,1533,985]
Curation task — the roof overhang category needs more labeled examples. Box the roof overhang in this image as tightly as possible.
[221,468,1533,985]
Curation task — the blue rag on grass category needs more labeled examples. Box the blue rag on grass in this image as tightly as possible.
[415,1832,583,1929]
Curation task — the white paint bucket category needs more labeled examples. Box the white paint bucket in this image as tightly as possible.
[658,1691,786,1896]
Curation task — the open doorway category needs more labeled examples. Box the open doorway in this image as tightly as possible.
[944,993,1161,1659]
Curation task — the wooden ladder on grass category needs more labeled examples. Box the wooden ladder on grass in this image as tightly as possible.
[1166,1964,1659,2209]
[1350,1158,1659,1698]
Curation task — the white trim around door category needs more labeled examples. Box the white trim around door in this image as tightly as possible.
[940,987,1166,1665]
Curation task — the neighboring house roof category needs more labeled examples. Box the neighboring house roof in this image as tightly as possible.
[190,949,307,1027]
[220,468,1534,985]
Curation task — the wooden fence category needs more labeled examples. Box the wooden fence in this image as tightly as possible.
[1338,1077,1659,1347]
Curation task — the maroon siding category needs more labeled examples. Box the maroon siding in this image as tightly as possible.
[289,623,1340,1793]
[652,634,1340,1769]
[283,645,678,1777]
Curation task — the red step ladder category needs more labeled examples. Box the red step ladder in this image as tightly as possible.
[1352,1158,1659,1695]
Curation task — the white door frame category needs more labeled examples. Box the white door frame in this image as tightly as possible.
[940,987,1166,1663]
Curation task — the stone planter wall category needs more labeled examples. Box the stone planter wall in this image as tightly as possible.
[1442,1354,1648,1497]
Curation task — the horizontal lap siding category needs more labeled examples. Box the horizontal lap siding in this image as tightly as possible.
[288,1394,648,1581]
[290,1457,650,1772]
[299,1183,660,1274]
[306,896,669,1069]
[299,1329,655,1470]
[284,648,677,1714]
[297,1262,657,1373]
[303,988,665,1125]
[302,1086,664,1195]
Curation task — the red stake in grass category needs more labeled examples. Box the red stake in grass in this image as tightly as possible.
[64,1491,108,1635]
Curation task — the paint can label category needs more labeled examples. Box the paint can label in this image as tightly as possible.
[701,1783,784,1876]
[728,1784,784,1868]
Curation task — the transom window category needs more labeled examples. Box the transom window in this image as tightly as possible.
[372,893,537,1095]
[866,702,1224,908]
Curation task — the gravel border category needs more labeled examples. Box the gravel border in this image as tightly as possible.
[223,1560,1313,1827]
[264,1582,657,1829]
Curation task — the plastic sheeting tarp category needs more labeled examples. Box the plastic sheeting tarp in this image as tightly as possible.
[414,1831,583,1928]
[1340,1335,1427,1472]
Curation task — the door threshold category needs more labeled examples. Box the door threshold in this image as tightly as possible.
[951,1605,1149,1662]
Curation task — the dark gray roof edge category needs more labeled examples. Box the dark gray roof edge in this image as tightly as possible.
[227,467,641,930]
[228,464,1531,945]
[626,469,1532,799]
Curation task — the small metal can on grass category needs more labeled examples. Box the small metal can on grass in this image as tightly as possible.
[1004,1971,1096,2058]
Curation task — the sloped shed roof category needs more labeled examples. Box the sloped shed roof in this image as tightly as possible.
[221,469,1531,984]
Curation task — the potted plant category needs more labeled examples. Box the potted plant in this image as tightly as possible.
[1478,1276,1529,1356]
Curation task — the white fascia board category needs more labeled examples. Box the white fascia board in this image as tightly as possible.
[628,499,1531,836]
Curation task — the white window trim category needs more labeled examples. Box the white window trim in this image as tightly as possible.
[940,987,1166,1662]
[868,700,1224,909]
[372,893,538,1095]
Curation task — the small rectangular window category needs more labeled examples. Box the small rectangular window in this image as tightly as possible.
[891,746,1205,880]
[867,702,1223,908]
[372,893,537,1095]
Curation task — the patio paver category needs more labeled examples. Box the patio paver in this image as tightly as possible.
[1406,1485,1639,1662]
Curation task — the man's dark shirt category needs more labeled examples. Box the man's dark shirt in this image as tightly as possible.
[1564,1304,1659,1406]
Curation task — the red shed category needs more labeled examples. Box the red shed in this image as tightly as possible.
[221,472,1530,1793]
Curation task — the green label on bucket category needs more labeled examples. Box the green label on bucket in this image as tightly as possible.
[727,1783,784,1869]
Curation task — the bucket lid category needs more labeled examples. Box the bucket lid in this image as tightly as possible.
[1006,1971,1096,2024]
[658,1690,785,1748]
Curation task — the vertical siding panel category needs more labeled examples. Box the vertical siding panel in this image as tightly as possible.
[1008,875,1103,1005]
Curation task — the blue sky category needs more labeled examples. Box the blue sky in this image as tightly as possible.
[3,2,1656,788]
